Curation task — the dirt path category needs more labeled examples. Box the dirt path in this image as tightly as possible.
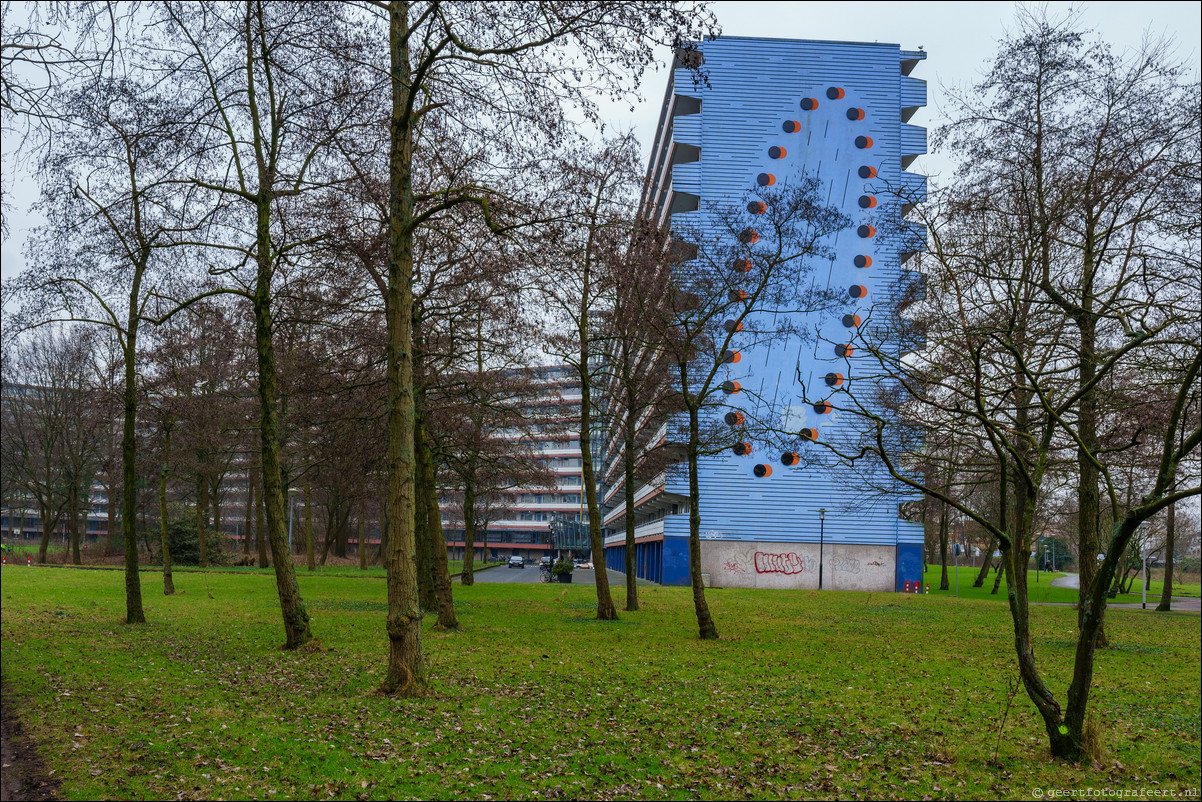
[0,682,58,801]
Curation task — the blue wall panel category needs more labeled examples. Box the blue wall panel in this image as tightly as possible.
[895,544,923,591]
[651,37,927,572]
[662,536,692,586]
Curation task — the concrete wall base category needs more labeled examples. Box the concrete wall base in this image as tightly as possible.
[699,540,896,591]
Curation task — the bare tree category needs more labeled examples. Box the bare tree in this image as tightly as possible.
[639,180,849,639]
[8,66,211,621]
[938,9,1202,647]
[541,138,648,621]
[603,220,680,610]
[807,11,1200,761]
[2,329,80,563]
[359,0,717,694]
[151,0,384,646]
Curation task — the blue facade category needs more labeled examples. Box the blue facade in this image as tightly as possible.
[607,37,927,591]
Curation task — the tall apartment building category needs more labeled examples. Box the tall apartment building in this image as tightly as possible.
[602,36,928,590]
[440,365,596,563]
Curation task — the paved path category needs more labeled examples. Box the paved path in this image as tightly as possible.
[1051,572,1079,589]
[568,567,657,587]
[458,564,544,583]
[1045,572,1200,613]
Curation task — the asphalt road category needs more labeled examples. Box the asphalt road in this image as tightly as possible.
[463,565,656,587]
[464,564,548,583]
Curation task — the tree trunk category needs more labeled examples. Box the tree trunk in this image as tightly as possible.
[416,410,458,630]
[578,275,617,623]
[210,476,222,555]
[321,500,350,567]
[685,397,718,639]
[242,468,252,556]
[460,478,476,586]
[252,231,310,648]
[320,504,333,566]
[80,496,90,560]
[623,413,639,611]
[69,485,81,565]
[358,497,367,571]
[305,483,315,571]
[120,330,145,624]
[1157,501,1175,612]
[141,493,153,559]
[255,465,269,567]
[37,503,52,564]
[938,503,950,591]
[106,480,120,554]
[160,427,175,594]
[378,497,388,566]
[1051,517,1127,760]
[334,495,349,558]
[1076,310,1108,646]
[973,534,996,587]
[413,446,436,611]
[197,473,210,569]
[378,0,425,696]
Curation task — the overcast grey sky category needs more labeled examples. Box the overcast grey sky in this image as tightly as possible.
[2,1,1199,286]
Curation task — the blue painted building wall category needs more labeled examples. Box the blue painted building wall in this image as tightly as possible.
[610,37,927,591]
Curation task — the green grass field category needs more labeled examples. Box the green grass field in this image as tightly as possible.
[0,544,504,580]
[920,565,1080,603]
[1123,574,1202,599]
[1,566,1198,800]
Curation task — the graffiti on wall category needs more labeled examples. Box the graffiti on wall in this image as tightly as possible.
[721,550,754,574]
[754,551,815,575]
[832,556,861,575]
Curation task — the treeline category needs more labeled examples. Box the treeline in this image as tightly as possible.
[1,1,719,694]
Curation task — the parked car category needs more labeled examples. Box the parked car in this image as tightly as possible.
[540,556,553,568]
[508,555,524,569]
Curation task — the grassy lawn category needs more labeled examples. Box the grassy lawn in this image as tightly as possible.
[1116,575,1202,600]
[2,566,1198,801]
[0,545,508,579]
[919,561,1202,605]
[921,564,1081,603]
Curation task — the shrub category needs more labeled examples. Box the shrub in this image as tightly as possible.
[157,508,230,566]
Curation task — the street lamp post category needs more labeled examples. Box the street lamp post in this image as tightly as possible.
[953,540,959,597]
[1142,549,1149,610]
[1034,541,1040,584]
[818,507,826,591]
